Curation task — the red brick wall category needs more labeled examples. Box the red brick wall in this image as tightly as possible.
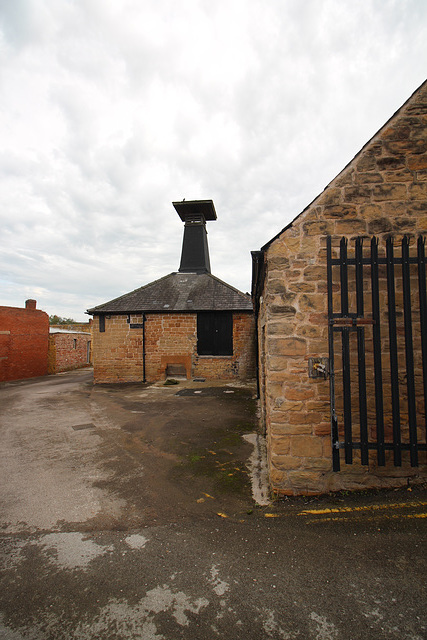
[146,313,196,381]
[0,304,49,382]
[92,312,255,383]
[48,333,91,374]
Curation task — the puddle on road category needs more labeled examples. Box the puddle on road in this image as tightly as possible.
[175,387,242,397]
[243,433,270,506]
[124,534,149,550]
[40,532,113,569]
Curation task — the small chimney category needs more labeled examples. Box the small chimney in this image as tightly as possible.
[173,200,217,274]
[25,299,37,310]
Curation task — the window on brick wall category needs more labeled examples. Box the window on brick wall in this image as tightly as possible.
[99,316,105,332]
[73,339,77,349]
[197,311,233,356]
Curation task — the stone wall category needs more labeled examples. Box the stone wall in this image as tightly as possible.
[92,312,255,383]
[48,332,92,374]
[258,81,427,495]
[0,301,49,382]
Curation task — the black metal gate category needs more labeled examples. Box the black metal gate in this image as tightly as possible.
[327,235,427,471]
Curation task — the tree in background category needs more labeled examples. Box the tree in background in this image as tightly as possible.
[49,315,76,325]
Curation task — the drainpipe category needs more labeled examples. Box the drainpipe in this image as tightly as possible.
[253,301,260,400]
[251,251,264,400]
[142,313,146,383]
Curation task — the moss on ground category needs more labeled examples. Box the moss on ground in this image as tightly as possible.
[172,419,252,496]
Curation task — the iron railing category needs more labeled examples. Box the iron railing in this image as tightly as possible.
[327,235,427,471]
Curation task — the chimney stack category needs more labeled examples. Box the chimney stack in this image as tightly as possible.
[25,299,37,310]
[173,200,217,274]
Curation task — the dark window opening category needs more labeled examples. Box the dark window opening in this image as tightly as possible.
[197,312,233,356]
[99,316,105,332]
[73,339,77,349]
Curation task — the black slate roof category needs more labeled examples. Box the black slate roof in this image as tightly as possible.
[87,272,253,314]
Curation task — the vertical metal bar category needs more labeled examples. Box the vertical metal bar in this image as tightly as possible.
[340,237,352,463]
[342,326,353,464]
[402,236,418,466]
[417,236,427,442]
[340,236,349,316]
[142,313,146,383]
[327,236,340,471]
[371,237,385,465]
[355,237,364,317]
[355,237,369,465]
[386,237,401,466]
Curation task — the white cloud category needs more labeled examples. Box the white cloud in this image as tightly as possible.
[0,0,426,319]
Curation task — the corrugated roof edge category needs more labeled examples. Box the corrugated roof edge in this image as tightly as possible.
[50,328,90,334]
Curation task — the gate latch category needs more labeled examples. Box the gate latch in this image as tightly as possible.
[308,357,329,379]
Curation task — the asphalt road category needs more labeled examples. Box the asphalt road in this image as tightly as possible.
[0,369,426,640]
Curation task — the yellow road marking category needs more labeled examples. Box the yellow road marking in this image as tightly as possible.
[298,501,427,516]
[304,511,427,524]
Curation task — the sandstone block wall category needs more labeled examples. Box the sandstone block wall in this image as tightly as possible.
[92,312,255,383]
[92,315,145,383]
[0,302,49,382]
[258,81,427,495]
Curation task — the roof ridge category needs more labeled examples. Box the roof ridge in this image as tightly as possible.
[205,272,251,299]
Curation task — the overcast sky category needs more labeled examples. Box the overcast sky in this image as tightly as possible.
[0,0,426,321]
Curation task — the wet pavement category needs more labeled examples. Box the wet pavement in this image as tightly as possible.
[0,369,426,639]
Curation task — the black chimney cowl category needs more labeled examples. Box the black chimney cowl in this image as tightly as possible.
[173,200,217,274]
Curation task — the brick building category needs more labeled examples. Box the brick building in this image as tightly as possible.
[88,200,255,383]
[252,81,427,495]
[48,328,92,374]
[0,300,49,382]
